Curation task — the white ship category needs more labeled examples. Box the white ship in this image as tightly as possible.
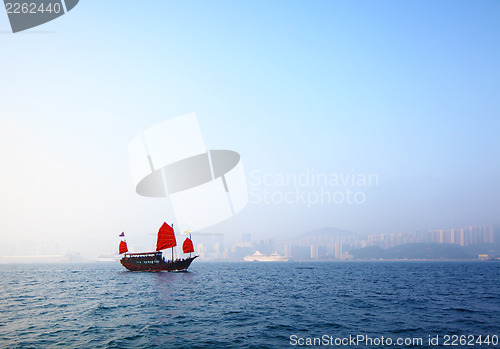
[244,251,289,262]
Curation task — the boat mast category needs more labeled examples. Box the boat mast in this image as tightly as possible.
[189,232,192,258]
[171,223,174,261]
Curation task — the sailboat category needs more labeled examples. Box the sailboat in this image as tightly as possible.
[119,223,197,272]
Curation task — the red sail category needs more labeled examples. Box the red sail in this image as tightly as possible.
[182,238,194,253]
[156,222,177,251]
[119,241,128,254]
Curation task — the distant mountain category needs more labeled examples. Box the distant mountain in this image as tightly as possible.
[466,242,500,257]
[296,227,357,239]
[351,243,477,260]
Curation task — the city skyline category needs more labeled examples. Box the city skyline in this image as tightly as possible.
[201,223,498,261]
[2,223,496,262]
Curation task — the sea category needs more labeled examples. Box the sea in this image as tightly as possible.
[0,261,499,349]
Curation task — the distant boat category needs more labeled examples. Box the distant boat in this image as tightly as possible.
[244,251,289,262]
[119,223,197,272]
[95,253,120,263]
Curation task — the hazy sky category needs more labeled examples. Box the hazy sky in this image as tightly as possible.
[1,1,499,258]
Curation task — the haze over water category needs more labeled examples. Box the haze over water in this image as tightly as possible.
[1,1,499,258]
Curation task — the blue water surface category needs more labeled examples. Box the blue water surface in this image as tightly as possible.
[0,261,499,348]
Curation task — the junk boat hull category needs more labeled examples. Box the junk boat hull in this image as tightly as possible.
[120,252,197,272]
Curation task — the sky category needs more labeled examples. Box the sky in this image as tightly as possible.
[0,0,499,258]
